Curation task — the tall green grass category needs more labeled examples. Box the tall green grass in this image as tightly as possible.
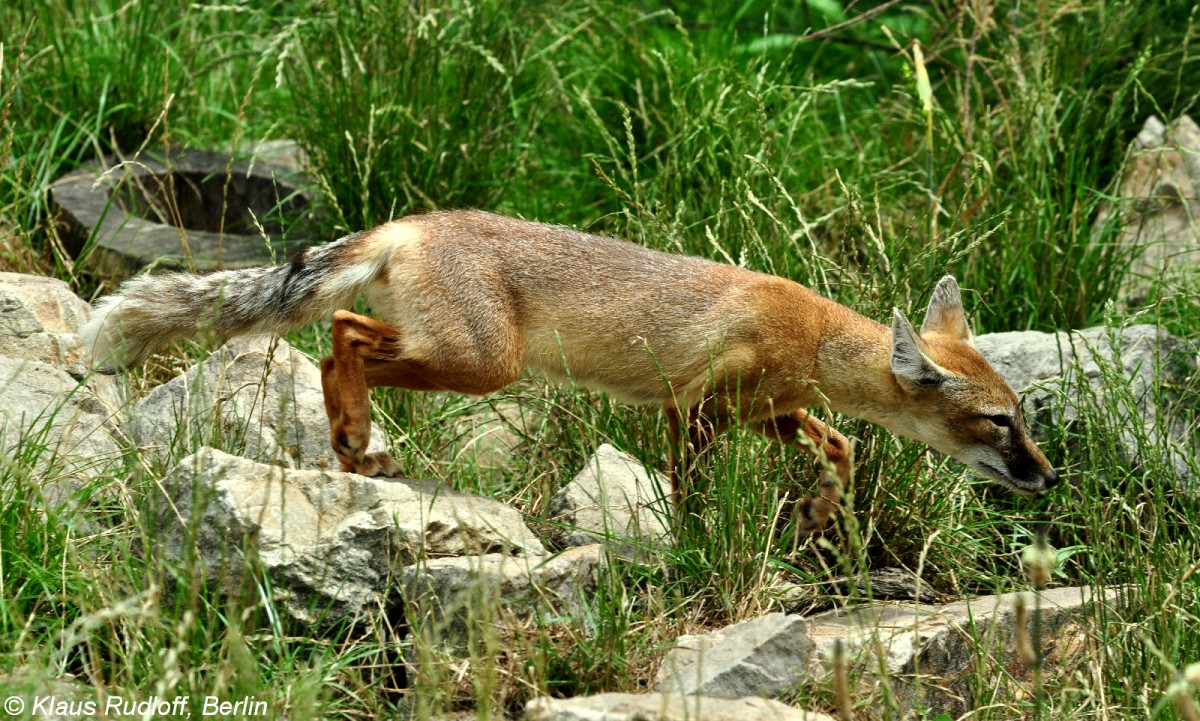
[279,0,564,231]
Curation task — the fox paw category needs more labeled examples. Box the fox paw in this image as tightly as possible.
[344,451,403,478]
[795,495,833,534]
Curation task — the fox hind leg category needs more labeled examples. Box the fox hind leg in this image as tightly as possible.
[665,403,727,524]
[321,308,523,477]
[322,310,406,476]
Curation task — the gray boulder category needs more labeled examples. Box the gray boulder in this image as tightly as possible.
[0,273,125,511]
[975,325,1198,483]
[125,335,387,470]
[1092,114,1200,306]
[657,613,815,699]
[526,692,835,721]
[546,444,672,551]
[403,544,604,642]
[803,585,1117,715]
[655,586,1112,716]
[161,448,545,625]
[0,272,94,378]
[0,356,122,503]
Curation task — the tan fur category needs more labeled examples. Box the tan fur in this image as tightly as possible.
[86,210,1059,532]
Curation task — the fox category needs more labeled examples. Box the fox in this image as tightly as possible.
[81,209,1059,532]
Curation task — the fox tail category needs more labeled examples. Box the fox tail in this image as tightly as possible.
[80,229,390,369]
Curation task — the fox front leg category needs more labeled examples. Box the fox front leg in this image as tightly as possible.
[757,410,851,533]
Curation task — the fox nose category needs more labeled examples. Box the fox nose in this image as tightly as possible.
[1044,470,1061,489]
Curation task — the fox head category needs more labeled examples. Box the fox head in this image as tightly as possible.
[888,276,1060,494]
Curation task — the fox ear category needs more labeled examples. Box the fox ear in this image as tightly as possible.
[892,308,952,389]
[920,276,974,346]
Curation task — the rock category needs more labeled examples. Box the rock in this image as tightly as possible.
[124,335,387,470]
[1094,115,1200,305]
[442,400,539,471]
[975,325,1198,483]
[525,692,835,721]
[0,273,93,378]
[803,585,1117,715]
[49,148,318,281]
[161,448,545,625]
[244,138,306,174]
[0,274,125,512]
[655,586,1112,716]
[0,356,122,504]
[975,325,1183,400]
[546,444,672,551]
[657,613,815,699]
[403,544,604,640]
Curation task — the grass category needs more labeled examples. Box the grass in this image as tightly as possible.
[2,0,1200,718]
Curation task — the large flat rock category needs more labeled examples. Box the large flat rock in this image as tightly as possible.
[0,356,122,503]
[657,613,815,699]
[162,448,546,625]
[403,544,604,643]
[656,586,1115,716]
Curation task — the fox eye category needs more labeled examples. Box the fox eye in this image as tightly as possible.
[986,414,1012,429]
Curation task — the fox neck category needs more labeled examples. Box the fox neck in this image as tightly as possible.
[811,313,916,438]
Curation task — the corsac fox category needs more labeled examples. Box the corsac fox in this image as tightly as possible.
[82,210,1059,532]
